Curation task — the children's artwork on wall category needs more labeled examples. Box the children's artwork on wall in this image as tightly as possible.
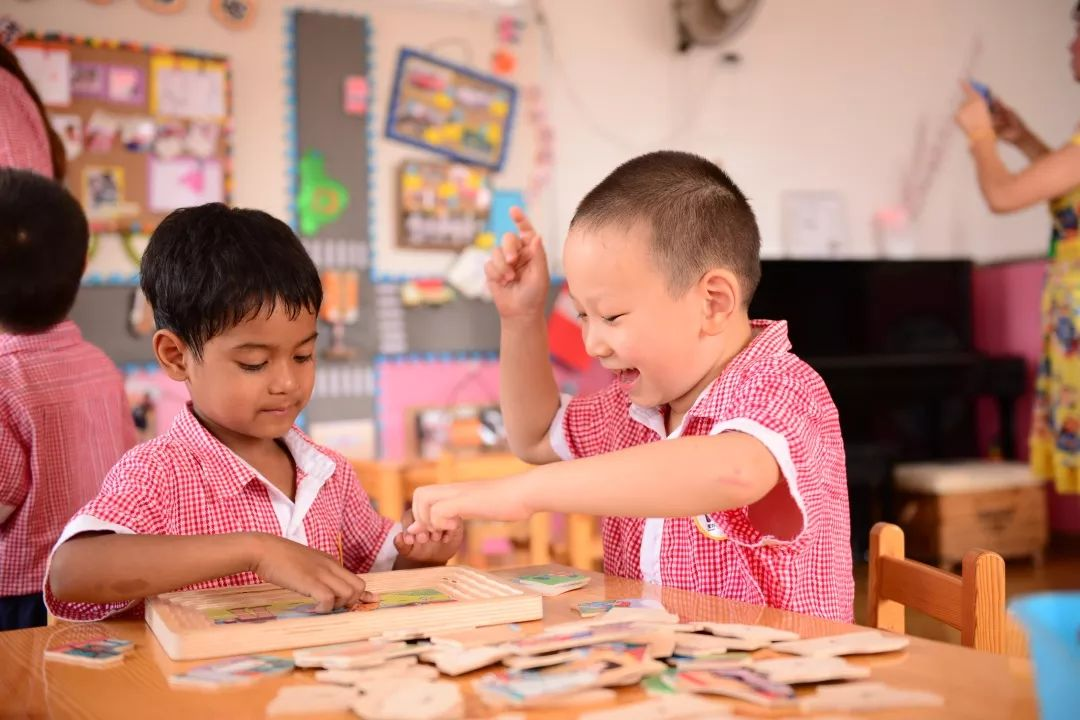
[150,55,228,119]
[298,150,350,236]
[320,270,361,360]
[119,117,156,152]
[83,231,146,284]
[84,110,119,153]
[50,114,84,162]
[343,76,368,116]
[399,160,492,251]
[123,364,189,441]
[13,45,71,106]
[71,62,107,98]
[106,65,146,105]
[82,165,126,217]
[148,158,225,212]
[15,32,232,286]
[386,49,516,171]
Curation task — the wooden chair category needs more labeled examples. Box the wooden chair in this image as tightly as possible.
[566,514,604,572]
[868,522,1007,654]
[350,459,406,521]
[403,452,552,569]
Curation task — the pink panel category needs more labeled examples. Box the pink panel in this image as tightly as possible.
[972,258,1080,532]
[376,358,591,460]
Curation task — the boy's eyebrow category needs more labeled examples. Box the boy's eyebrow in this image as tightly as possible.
[232,332,319,351]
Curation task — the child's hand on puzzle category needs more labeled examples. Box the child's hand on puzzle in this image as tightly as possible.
[249,533,375,613]
[406,478,533,534]
[485,206,550,319]
[394,508,465,566]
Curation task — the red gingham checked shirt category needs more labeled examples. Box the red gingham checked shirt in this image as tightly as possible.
[1,321,136,597]
[0,68,53,178]
[46,403,396,622]
[553,320,854,622]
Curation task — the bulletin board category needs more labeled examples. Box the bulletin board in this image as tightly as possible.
[13,32,231,284]
[386,48,516,171]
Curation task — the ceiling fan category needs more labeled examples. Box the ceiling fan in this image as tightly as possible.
[673,0,763,53]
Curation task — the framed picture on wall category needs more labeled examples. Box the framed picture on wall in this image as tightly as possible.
[385,48,517,171]
[398,160,492,250]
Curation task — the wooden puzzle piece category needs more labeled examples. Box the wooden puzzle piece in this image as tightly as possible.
[351,680,464,720]
[672,632,732,657]
[578,694,734,719]
[696,622,800,644]
[749,656,871,684]
[315,661,439,686]
[430,623,523,649]
[771,630,910,657]
[168,655,294,689]
[502,648,588,670]
[266,684,358,715]
[800,681,945,712]
[294,640,409,669]
[422,645,510,676]
[673,667,796,708]
[43,638,134,668]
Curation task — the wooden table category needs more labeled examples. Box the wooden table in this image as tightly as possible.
[0,565,1038,719]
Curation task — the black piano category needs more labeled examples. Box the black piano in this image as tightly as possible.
[750,260,1027,559]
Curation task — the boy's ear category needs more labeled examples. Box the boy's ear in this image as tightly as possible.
[152,329,191,381]
[699,268,740,335]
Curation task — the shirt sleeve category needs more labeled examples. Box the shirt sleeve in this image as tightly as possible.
[339,461,395,574]
[0,71,53,178]
[44,450,170,622]
[708,369,830,549]
[558,383,625,459]
[0,412,28,513]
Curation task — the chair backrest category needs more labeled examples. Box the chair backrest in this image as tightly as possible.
[868,522,1007,654]
[432,452,532,483]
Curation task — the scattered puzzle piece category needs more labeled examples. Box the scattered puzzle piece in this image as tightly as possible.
[44,638,134,668]
[771,630,910,657]
[800,681,945,712]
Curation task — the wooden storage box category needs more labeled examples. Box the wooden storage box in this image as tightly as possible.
[894,461,1047,568]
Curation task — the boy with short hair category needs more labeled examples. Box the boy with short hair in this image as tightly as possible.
[409,151,854,621]
[0,169,136,630]
[47,203,460,622]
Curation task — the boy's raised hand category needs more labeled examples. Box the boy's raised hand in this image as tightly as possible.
[249,533,374,613]
[486,206,550,319]
[394,508,465,566]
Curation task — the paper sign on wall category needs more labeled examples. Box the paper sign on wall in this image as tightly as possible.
[149,158,225,211]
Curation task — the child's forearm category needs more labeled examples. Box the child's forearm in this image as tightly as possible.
[500,314,562,463]
[49,532,261,603]
[520,434,779,517]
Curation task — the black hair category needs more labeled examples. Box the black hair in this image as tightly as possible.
[0,169,87,333]
[139,203,322,359]
[571,150,762,305]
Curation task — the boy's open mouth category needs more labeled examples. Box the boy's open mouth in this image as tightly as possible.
[615,368,640,389]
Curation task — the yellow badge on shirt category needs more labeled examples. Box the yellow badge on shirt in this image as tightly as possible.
[693,515,727,541]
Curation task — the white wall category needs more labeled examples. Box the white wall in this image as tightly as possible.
[7,0,1077,264]
[538,0,1078,262]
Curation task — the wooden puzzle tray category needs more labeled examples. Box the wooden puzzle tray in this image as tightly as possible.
[146,566,543,660]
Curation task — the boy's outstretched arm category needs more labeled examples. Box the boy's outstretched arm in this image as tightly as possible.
[488,207,561,465]
[49,532,374,613]
[408,432,780,531]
